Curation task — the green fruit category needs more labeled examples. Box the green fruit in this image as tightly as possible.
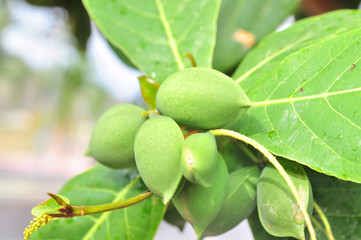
[156,67,252,129]
[88,104,146,169]
[202,166,260,237]
[172,154,229,236]
[257,159,313,239]
[181,132,218,187]
[134,115,184,204]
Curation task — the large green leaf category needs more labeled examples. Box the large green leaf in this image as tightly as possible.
[82,0,221,82]
[231,10,361,183]
[233,10,361,82]
[213,0,299,73]
[308,169,361,240]
[31,165,166,240]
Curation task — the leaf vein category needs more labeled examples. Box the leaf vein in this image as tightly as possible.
[290,101,361,167]
[325,98,361,131]
[176,0,208,44]
[263,101,300,158]
[81,177,140,240]
[122,2,160,19]
[72,186,118,196]
[96,12,168,45]
[168,0,191,22]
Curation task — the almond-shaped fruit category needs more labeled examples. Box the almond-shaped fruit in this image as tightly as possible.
[181,132,218,187]
[156,67,251,129]
[88,104,146,169]
[257,159,313,239]
[134,115,184,204]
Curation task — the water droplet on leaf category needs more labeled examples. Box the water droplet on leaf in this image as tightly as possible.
[268,131,277,139]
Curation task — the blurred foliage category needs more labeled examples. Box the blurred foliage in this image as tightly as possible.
[0,0,124,146]
[25,0,90,50]
[0,53,114,121]
[0,0,9,29]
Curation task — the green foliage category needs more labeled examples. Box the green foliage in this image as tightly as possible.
[134,115,184,204]
[31,195,70,217]
[82,0,221,82]
[138,76,160,109]
[181,132,218,187]
[24,1,361,239]
[231,11,361,182]
[30,165,166,240]
[89,104,147,169]
[257,159,313,239]
[213,0,300,73]
[156,67,251,129]
[308,169,361,240]
[217,137,256,172]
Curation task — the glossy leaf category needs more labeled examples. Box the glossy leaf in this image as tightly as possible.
[30,165,166,240]
[82,0,221,82]
[308,169,361,240]
[231,11,361,182]
[213,0,299,72]
[233,10,361,81]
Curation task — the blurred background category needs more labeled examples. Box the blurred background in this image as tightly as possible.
[0,0,360,239]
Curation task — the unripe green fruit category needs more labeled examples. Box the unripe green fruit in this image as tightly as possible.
[172,154,229,236]
[156,67,252,129]
[257,159,313,239]
[202,166,260,237]
[134,115,184,204]
[181,132,218,187]
[88,104,146,169]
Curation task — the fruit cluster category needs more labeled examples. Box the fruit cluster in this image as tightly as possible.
[87,67,313,239]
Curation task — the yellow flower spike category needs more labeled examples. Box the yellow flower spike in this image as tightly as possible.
[23,213,53,239]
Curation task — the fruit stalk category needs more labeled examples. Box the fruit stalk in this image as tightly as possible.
[47,190,153,218]
[313,201,335,240]
[210,129,316,240]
